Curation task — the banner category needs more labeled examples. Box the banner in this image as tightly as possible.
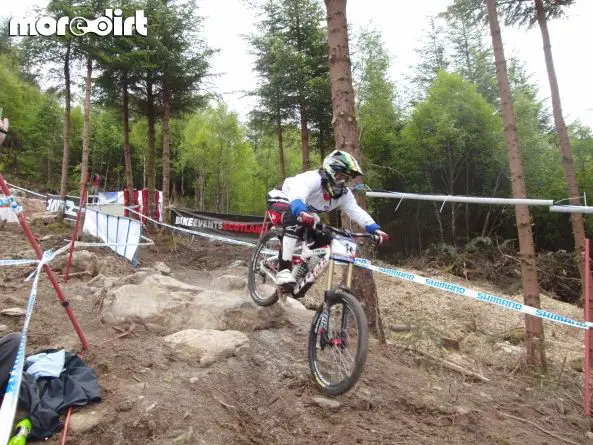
[46,194,81,220]
[98,191,124,205]
[170,208,264,239]
[83,208,143,265]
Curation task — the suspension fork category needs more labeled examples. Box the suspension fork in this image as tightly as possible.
[325,259,354,293]
[322,259,354,321]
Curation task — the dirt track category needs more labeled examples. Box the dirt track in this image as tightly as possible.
[1,220,592,445]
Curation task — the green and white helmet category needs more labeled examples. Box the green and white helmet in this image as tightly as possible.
[321,150,364,198]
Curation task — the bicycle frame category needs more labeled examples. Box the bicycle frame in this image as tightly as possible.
[290,234,357,297]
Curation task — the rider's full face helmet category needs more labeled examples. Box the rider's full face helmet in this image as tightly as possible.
[322,150,364,198]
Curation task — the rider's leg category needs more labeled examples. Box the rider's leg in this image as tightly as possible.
[276,211,301,286]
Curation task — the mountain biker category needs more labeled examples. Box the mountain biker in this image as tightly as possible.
[266,150,389,288]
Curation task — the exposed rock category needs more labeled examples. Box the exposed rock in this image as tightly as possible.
[100,272,294,332]
[29,212,58,225]
[116,398,135,412]
[54,250,101,277]
[212,274,247,292]
[154,262,171,275]
[440,337,460,352]
[87,274,117,289]
[68,410,103,433]
[164,329,249,366]
[312,396,341,411]
[1,308,26,317]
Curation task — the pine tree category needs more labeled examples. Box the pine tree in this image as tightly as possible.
[410,17,450,99]
[323,0,386,342]
[486,0,547,370]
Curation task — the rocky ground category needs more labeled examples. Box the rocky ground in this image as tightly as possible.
[1,210,593,445]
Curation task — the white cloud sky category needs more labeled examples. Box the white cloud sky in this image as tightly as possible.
[3,0,592,130]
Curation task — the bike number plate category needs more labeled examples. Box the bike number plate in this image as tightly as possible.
[331,236,357,261]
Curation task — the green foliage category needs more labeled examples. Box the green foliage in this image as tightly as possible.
[410,18,450,98]
[179,102,272,214]
[246,0,331,168]
[398,72,506,246]
[351,25,400,190]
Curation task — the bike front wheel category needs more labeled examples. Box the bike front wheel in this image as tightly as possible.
[308,290,369,396]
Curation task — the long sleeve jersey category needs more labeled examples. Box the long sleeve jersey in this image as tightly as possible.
[268,170,380,233]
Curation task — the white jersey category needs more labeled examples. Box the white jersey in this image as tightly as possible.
[267,170,376,229]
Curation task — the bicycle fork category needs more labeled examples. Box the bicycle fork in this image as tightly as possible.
[319,260,354,349]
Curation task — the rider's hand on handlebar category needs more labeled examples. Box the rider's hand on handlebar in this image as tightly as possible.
[374,229,389,245]
[297,212,316,227]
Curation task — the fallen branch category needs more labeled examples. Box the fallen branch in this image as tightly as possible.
[410,348,489,382]
[210,390,235,410]
[60,271,93,279]
[498,411,581,445]
[99,330,132,344]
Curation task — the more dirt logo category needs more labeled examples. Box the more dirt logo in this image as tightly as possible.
[9,9,147,37]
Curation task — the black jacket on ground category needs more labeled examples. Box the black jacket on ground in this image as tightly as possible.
[18,349,101,440]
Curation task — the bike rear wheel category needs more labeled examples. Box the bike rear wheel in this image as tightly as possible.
[308,290,369,396]
[248,229,281,306]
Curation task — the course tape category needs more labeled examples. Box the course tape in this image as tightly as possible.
[0,259,39,266]
[0,250,55,445]
[5,182,46,199]
[2,195,22,214]
[353,258,592,330]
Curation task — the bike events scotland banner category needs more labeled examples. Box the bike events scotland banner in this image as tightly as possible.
[46,194,81,220]
[171,208,264,240]
[83,208,143,265]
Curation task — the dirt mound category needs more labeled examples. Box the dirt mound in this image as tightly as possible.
[1,224,592,445]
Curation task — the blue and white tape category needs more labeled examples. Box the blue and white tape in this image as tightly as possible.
[354,258,593,330]
[3,195,22,214]
[5,182,47,199]
[0,259,39,267]
[0,250,53,445]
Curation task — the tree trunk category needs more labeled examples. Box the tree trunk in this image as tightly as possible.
[451,202,456,246]
[162,87,171,224]
[77,55,92,238]
[200,175,205,210]
[324,0,385,343]
[299,98,310,171]
[534,0,589,301]
[487,0,546,371]
[123,72,135,209]
[146,76,156,220]
[47,146,51,188]
[276,113,286,180]
[58,42,72,220]
[535,0,591,364]
[433,201,445,243]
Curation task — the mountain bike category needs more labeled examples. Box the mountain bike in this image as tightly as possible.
[247,221,381,396]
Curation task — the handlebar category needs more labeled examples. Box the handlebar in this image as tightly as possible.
[297,217,382,243]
